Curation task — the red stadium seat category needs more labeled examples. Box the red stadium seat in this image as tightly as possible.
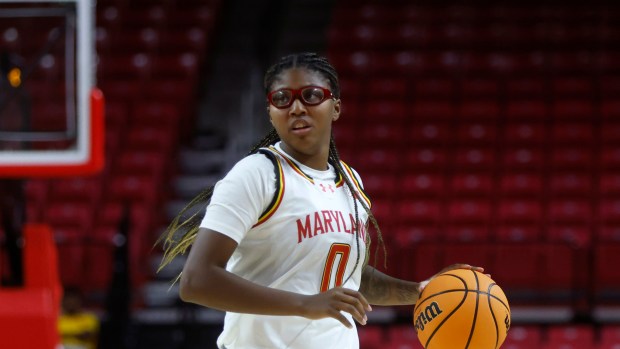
[400,173,445,197]
[498,199,544,223]
[540,244,578,295]
[499,173,544,197]
[547,225,591,247]
[601,146,620,170]
[393,224,441,245]
[455,123,498,145]
[363,101,407,122]
[449,172,494,197]
[601,78,620,97]
[442,244,493,271]
[601,122,620,145]
[444,224,490,242]
[505,100,548,121]
[387,325,421,344]
[598,223,620,242]
[447,199,492,223]
[548,51,594,74]
[551,77,594,96]
[502,147,545,170]
[546,325,595,348]
[601,100,620,120]
[452,147,496,170]
[385,339,424,349]
[361,124,406,146]
[410,101,456,121]
[99,53,153,80]
[600,325,620,346]
[355,149,400,172]
[367,78,408,99]
[599,199,620,224]
[125,127,178,154]
[403,148,449,171]
[44,201,94,230]
[504,122,546,145]
[338,78,362,101]
[107,174,159,204]
[458,100,500,121]
[396,199,442,224]
[552,99,596,121]
[495,223,541,242]
[502,326,542,347]
[593,244,620,302]
[111,27,160,54]
[548,199,591,224]
[409,121,452,145]
[358,326,383,349]
[152,53,200,79]
[460,78,500,98]
[24,179,49,204]
[49,177,103,204]
[549,172,592,197]
[490,244,539,296]
[131,102,182,129]
[412,78,455,98]
[551,123,594,144]
[53,228,85,287]
[160,28,210,55]
[114,150,167,178]
[550,147,592,170]
[505,78,546,97]
[361,173,398,200]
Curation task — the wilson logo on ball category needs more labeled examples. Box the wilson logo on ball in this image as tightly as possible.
[414,301,443,332]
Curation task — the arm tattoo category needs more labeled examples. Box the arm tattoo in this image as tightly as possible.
[360,266,420,305]
[360,267,389,303]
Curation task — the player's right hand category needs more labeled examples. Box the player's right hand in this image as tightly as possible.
[299,287,372,328]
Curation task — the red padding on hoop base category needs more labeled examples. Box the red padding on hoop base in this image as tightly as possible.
[0,224,61,348]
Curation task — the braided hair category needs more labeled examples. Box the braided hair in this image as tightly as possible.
[158,52,386,282]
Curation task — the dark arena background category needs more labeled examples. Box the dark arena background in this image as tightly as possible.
[1,0,620,348]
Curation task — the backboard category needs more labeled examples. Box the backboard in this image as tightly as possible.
[0,0,103,177]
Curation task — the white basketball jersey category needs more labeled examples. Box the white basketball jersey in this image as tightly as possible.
[203,143,371,349]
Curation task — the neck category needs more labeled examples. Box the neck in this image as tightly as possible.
[280,143,330,171]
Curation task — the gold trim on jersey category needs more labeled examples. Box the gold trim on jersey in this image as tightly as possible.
[270,146,315,184]
[340,161,372,209]
[270,146,346,187]
[254,149,285,227]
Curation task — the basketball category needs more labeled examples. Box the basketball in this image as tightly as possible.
[413,269,511,349]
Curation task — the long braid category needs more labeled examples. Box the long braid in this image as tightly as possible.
[328,135,387,284]
[157,128,280,272]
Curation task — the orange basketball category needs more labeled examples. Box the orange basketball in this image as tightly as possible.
[413,269,511,349]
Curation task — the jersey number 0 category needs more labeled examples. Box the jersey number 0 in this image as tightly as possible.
[320,243,351,292]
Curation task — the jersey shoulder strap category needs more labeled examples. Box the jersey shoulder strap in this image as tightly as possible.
[339,160,372,209]
[253,148,285,227]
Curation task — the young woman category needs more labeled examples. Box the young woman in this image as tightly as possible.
[159,52,483,349]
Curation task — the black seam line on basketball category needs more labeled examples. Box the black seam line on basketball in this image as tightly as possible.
[415,289,505,308]
[487,283,500,349]
[464,270,480,349]
[424,274,468,349]
[487,283,510,311]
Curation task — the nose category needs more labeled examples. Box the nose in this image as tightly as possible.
[288,97,307,116]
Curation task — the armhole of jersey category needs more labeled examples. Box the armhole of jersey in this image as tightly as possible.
[253,149,285,227]
[340,160,372,209]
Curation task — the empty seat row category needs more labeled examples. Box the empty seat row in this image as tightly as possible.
[358,324,620,349]
[328,51,620,76]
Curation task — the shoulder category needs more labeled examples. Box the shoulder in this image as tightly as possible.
[227,151,278,179]
[338,160,364,185]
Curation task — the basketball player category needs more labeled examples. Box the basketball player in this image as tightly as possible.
[159,52,483,349]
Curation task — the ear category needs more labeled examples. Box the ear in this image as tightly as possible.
[332,99,341,121]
